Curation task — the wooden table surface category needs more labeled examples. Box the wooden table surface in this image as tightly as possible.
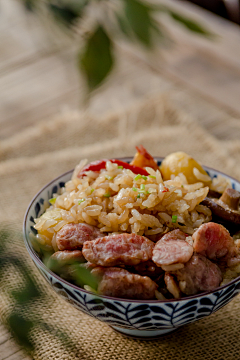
[1,0,240,358]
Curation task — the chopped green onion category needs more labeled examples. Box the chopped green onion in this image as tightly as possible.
[181,185,184,188]
[118,166,123,169]
[172,215,178,223]
[105,175,113,180]
[134,174,142,181]
[139,190,147,194]
[142,175,147,180]
[49,197,56,204]
[140,184,145,190]
[91,189,94,193]
[84,285,98,294]
[137,194,141,198]
[78,199,85,204]
[103,192,111,198]
[132,187,137,192]
[149,175,156,179]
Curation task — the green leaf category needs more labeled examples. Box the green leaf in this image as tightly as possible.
[11,279,42,304]
[124,0,158,48]
[79,25,114,91]
[23,0,36,11]
[48,0,87,28]
[168,11,212,36]
[72,264,98,290]
[123,0,154,47]
[116,13,132,38]
[8,314,34,350]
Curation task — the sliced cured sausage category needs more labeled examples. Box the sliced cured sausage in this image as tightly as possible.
[82,233,154,266]
[152,229,193,266]
[172,254,222,296]
[50,250,85,264]
[192,222,236,260]
[158,229,186,242]
[56,223,104,250]
[47,250,85,280]
[91,267,157,300]
[131,260,164,279]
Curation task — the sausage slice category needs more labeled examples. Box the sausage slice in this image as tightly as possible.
[152,229,193,266]
[82,233,154,266]
[172,254,222,296]
[91,267,157,300]
[192,222,236,260]
[50,250,85,264]
[56,223,104,250]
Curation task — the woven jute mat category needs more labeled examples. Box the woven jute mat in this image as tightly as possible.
[1,92,240,359]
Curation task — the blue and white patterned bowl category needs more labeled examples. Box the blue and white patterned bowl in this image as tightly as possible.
[23,157,240,339]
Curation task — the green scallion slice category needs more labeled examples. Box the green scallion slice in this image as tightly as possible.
[118,166,123,169]
[172,215,178,223]
[91,189,94,193]
[49,197,56,204]
[134,174,142,181]
[140,184,145,190]
[149,175,156,179]
[105,175,113,180]
[104,192,111,198]
[78,199,85,204]
[137,194,141,198]
[142,175,147,180]
[132,187,137,191]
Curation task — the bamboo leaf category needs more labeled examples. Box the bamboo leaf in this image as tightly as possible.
[11,280,42,304]
[71,264,99,290]
[168,11,213,36]
[123,0,154,47]
[48,0,87,28]
[79,25,114,91]
[23,0,36,11]
[8,313,34,350]
[116,13,132,38]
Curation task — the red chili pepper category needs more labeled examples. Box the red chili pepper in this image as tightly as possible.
[162,187,170,193]
[111,159,149,175]
[77,159,149,178]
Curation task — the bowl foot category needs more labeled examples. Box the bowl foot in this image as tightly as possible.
[111,326,177,340]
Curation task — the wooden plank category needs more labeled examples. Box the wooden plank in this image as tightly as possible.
[1,350,31,360]
[0,50,79,134]
[1,0,240,142]
[159,44,240,116]
[121,0,240,116]
[0,88,79,139]
[0,325,11,346]
[0,0,42,73]
[163,0,240,69]
[0,0,72,75]
[0,338,29,360]
[0,324,31,360]
[0,52,174,139]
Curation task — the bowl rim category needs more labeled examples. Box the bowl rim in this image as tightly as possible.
[23,157,240,303]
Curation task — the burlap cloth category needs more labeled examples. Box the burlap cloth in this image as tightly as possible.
[1,89,240,360]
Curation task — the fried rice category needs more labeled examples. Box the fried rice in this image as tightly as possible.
[34,159,214,251]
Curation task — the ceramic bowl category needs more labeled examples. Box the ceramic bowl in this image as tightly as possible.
[23,157,240,339]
